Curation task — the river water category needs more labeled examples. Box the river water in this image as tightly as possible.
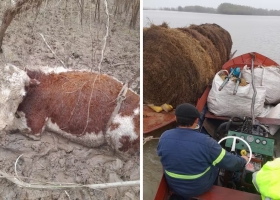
[143,10,280,200]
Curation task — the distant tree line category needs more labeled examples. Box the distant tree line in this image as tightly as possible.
[178,5,216,13]
[144,3,280,16]
[217,3,280,15]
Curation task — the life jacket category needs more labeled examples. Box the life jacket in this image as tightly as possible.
[252,158,280,200]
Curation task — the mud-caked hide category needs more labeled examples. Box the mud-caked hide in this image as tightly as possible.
[0,64,30,130]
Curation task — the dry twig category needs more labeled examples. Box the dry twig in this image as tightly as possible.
[81,75,99,135]
[39,33,66,68]
[65,191,71,199]
[0,170,140,189]
[4,155,141,190]
[96,0,109,73]
[111,62,127,67]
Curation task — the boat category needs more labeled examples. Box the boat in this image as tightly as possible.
[145,52,280,200]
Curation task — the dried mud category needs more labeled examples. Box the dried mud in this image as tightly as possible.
[0,0,139,199]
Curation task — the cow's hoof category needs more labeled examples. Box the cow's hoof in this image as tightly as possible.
[22,132,41,141]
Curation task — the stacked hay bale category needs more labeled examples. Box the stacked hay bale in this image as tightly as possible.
[189,23,233,66]
[177,27,221,72]
[143,23,232,107]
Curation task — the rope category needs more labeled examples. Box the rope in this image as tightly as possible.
[105,82,129,146]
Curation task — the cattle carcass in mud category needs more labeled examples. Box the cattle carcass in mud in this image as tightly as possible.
[0,64,140,155]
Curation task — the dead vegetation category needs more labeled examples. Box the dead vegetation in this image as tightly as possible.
[143,23,232,107]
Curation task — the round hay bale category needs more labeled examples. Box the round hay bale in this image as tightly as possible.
[144,25,215,106]
[144,23,232,107]
[177,27,222,71]
[189,23,232,65]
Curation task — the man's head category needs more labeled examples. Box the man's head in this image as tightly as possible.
[175,103,200,127]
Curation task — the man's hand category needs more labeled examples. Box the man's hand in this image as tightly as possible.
[241,155,249,162]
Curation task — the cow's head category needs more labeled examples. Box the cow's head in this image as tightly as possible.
[0,64,37,131]
[0,64,30,130]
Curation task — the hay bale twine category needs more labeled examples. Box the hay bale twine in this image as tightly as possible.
[144,23,232,107]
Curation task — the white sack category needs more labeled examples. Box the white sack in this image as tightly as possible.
[264,103,280,135]
[207,70,266,118]
[262,67,280,104]
[258,104,274,117]
[242,66,280,104]
[241,65,263,86]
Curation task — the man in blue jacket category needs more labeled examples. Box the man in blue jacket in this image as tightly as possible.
[157,103,248,199]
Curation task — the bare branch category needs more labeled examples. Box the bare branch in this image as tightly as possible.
[0,169,140,189]
[95,0,109,73]
[94,0,100,21]
[81,75,99,135]
[39,33,66,68]
[111,63,127,67]
[0,0,45,53]
[65,191,71,199]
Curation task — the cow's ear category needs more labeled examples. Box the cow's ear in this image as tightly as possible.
[29,79,40,86]
[15,112,20,118]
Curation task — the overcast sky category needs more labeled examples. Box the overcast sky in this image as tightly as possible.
[143,0,280,10]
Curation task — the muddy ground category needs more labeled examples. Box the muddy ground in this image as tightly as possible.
[0,0,140,199]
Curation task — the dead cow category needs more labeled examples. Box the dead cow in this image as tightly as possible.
[1,64,139,155]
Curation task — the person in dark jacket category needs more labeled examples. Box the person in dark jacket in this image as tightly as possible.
[157,103,248,199]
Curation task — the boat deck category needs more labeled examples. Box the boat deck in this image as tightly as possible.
[143,105,175,134]
[194,185,261,200]
[205,111,280,125]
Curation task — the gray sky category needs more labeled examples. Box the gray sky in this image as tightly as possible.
[143,0,280,10]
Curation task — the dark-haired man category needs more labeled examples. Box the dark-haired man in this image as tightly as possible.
[157,103,248,199]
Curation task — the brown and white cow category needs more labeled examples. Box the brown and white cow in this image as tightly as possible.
[0,64,139,155]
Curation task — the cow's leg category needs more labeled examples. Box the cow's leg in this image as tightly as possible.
[106,108,139,155]
[45,118,106,148]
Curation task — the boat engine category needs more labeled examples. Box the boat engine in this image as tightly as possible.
[215,117,275,193]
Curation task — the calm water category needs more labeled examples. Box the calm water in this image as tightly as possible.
[143,10,280,200]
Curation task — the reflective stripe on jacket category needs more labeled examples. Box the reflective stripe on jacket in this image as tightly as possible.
[165,149,226,180]
[252,158,280,200]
